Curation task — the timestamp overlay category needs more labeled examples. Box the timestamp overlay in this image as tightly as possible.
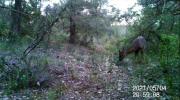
[132,85,166,98]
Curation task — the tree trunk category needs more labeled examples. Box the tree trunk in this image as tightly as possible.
[69,14,76,43]
[68,0,76,43]
[10,0,22,40]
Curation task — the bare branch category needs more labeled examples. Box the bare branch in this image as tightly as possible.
[22,2,69,58]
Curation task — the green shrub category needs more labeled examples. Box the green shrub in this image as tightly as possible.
[0,53,51,94]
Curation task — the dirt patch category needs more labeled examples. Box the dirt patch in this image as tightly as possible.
[43,43,130,99]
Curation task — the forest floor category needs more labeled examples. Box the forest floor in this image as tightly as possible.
[1,42,136,99]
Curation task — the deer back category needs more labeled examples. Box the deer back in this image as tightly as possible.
[131,36,146,50]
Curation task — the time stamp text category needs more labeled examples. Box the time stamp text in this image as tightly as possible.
[132,85,166,98]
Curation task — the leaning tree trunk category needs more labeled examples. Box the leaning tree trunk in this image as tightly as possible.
[69,15,76,43]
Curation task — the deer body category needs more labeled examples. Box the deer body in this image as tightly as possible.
[119,36,147,64]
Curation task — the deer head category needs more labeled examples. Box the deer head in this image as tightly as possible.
[119,48,126,61]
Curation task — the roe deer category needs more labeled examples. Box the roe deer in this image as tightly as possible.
[119,36,147,64]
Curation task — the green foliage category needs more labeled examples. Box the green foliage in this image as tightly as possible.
[157,34,179,99]
[0,40,9,51]
[127,34,180,99]
[0,19,10,41]
[49,33,68,50]
[127,0,180,98]
[104,44,116,51]
[48,90,55,100]
[0,50,51,94]
[6,70,28,91]
[75,56,84,61]
[0,0,179,99]
[52,33,68,43]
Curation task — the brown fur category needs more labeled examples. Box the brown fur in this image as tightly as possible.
[119,36,146,65]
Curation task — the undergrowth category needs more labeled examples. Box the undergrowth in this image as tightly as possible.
[0,33,179,99]
[106,34,179,99]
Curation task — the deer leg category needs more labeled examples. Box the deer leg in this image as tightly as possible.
[141,50,146,64]
[134,51,139,65]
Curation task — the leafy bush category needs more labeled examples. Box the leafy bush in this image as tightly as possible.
[0,52,51,94]
[0,20,10,41]
[157,34,179,99]
[48,33,68,50]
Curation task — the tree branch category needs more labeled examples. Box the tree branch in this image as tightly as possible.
[22,3,69,58]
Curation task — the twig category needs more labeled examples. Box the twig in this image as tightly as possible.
[1,57,13,70]
[22,2,69,58]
